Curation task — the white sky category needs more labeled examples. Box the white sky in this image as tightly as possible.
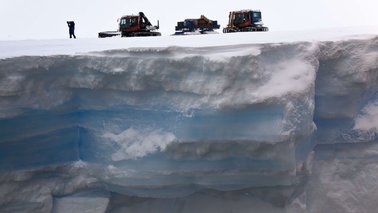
[0,0,377,40]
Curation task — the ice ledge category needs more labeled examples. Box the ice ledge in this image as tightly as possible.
[0,35,377,201]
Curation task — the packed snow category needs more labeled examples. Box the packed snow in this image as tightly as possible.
[0,28,377,212]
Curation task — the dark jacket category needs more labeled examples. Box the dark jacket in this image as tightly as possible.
[67,21,75,33]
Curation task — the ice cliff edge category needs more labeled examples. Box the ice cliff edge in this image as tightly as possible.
[0,36,377,201]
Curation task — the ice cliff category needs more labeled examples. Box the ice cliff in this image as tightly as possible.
[0,33,377,212]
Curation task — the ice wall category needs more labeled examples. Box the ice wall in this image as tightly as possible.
[0,35,377,212]
[314,38,378,144]
[0,43,320,195]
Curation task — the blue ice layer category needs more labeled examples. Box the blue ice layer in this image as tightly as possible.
[0,103,303,191]
[77,105,299,192]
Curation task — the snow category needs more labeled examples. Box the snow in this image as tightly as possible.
[0,27,377,59]
[0,28,377,212]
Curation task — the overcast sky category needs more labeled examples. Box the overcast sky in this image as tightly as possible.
[0,0,377,40]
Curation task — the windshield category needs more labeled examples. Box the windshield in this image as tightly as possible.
[120,17,138,27]
[252,12,262,23]
[233,13,247,24]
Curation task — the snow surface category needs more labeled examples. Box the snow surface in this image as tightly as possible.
[0,28,378,212]
[1,27,378,59]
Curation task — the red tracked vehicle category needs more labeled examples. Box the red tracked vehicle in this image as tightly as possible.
[223,10,269,33]
[99,12,161,38]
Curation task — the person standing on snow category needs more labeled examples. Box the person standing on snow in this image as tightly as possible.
[67,21,76,39]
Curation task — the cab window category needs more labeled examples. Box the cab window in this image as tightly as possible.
[252,12,262,22]
[120,17,138,27]
[233,13,246,24]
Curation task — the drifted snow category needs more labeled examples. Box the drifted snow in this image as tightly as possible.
[0,30,378,212]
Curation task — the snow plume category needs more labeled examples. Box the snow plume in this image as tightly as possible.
[103,128,177,161]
